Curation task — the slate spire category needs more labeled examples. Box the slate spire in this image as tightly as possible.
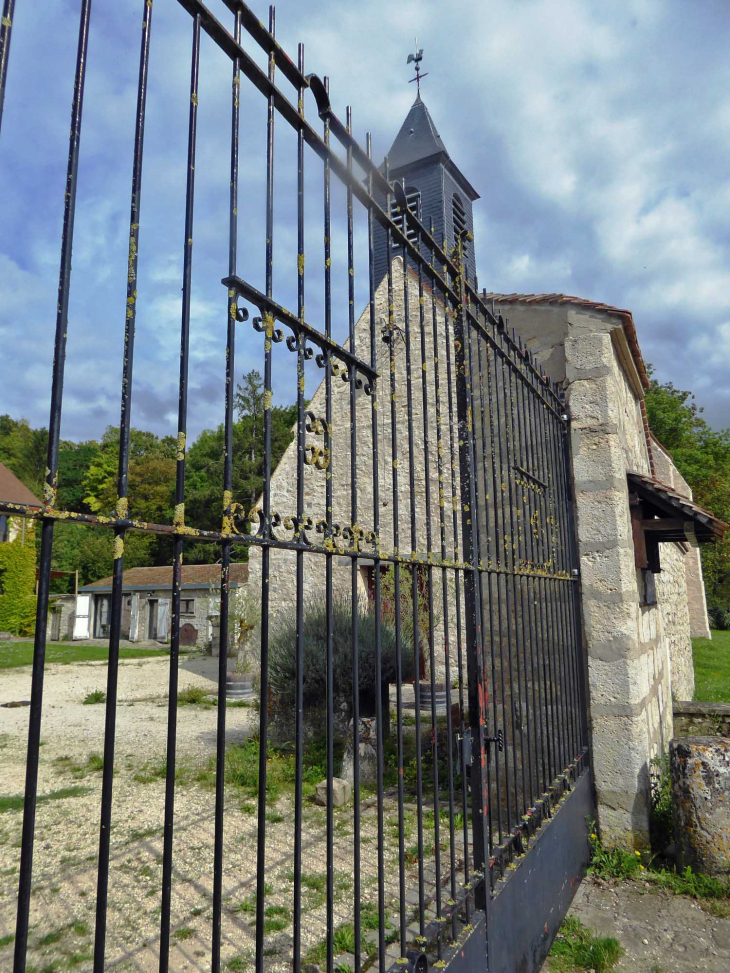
[386,93,448,172]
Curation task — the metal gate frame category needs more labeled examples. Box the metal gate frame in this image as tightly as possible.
[0,3,592,972]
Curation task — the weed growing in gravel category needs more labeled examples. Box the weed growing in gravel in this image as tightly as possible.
[54,753,105,779]
[549,916,623,972]
[172,927,195,941]
[0,786,90,815]
[233,883,273,914]
[178,686,211,706]
[82,690,106,705]
[227,957,251,971]
[0,933,15,947]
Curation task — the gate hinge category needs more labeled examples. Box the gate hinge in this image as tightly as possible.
[485,729,504,752]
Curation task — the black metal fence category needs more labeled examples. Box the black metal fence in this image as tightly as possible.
[0,3,588,972]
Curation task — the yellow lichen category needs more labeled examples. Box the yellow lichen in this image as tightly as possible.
[115,497,129,520]
[263,390,273,410]
[177,431,186,461]
[113,536,124,560]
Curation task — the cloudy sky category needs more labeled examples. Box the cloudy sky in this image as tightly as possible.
[1,0,729,444]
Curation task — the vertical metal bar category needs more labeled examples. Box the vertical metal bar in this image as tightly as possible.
[345,103,363,973]
[453,239,489,917]
[428,226,457,936]
[559,391,589,757]
[546,394,578,765]
[94,4,153,968]
[415,222,442,954]
[440,267,470,919]
[400,211,426,936]
[366,131,386,973]
[384,157,407,955]
[255,10,276,973]
[482,327,510,841]
[14,3,92,968]
[0,0,15,132]
[322,74,335,973]
[490,324,521,830]
[474,328,500,850]
[495,326,529,820]
[212,8,242,971]
[159,14,200,970]
[454,238,490,910]
[512,338,541,808]
[292,41,306,973]
[540,397,570,774]
[524,350,556,792]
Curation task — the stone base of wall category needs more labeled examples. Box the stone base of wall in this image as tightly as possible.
[673,701,730,739]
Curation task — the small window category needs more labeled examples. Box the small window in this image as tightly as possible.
[0,515,7,543]
[181,598,195,615]
[391,185,421,245]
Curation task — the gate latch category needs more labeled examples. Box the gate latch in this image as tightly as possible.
[485,728,504,753]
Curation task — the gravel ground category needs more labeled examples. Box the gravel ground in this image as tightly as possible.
[0,654,457,973]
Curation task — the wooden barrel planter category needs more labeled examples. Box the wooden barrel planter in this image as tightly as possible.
[226,672,255,701]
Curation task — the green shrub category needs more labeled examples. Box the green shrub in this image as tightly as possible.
[708,606,730,630]
[268,594,412,712]
[0,535,37,636]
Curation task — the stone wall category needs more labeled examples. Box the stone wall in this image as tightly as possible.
[247,258,464,684]
[493,298,702,847]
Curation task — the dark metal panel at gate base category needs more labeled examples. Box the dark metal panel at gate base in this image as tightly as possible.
[486,769,594,973]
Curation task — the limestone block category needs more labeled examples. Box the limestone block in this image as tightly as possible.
[315,777,352,808]
[587,652,654,709]
[574,487,631,547]
[582,597,638,650]
[580,545,639,598]
[568,375,619,428]
[565,332,614,381]
[571,430,629,485]
[671,736,730,876]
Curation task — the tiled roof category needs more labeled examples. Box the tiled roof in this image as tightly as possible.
[0,463,41,507]
[81,562,249,591]
[483,292,650,389]
[628,471,727,543]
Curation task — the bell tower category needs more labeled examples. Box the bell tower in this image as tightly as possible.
[374,79,480,288]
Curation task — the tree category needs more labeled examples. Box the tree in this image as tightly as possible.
[645,368,730,609]
[0,416,48,497]
[235,369,264,464]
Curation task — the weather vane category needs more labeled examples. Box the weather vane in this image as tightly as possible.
[406,38,428,95]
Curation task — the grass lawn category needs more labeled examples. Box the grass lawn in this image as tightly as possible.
[0,641,170,669]
[692,629,730,703]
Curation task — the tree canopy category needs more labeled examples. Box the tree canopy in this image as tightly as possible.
[0,371,297,587]
[644,368,730,609]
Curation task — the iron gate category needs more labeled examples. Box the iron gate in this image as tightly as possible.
[0,2,591,972]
